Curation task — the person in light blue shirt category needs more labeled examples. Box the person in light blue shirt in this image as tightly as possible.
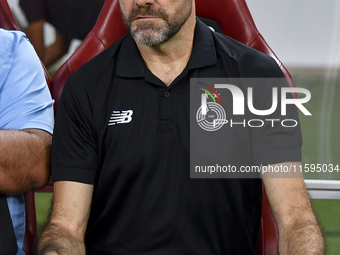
[0,28,54,254]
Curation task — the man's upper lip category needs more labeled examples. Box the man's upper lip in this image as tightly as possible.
[135,16,159,19]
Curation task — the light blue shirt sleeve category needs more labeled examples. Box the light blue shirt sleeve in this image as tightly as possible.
[0,28,54,255]
[0,29,54,132]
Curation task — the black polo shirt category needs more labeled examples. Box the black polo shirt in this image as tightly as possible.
[51,19,302,254]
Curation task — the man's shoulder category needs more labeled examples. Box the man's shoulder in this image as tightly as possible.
[0,28,25,43]
[64,35,127,91]
[73,35,126,75]
[211,31,283,77]
[0,29,27,59]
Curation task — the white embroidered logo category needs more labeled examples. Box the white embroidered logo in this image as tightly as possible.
[108,110,133,126]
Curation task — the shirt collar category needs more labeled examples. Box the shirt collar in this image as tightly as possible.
[116,17,217,78]
[187,18,217,70]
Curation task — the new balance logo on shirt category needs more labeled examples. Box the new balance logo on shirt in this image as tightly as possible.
[108,110,133,126]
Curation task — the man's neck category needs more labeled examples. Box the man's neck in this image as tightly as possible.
[135,16,196,86]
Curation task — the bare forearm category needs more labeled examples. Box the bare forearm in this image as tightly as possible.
[0,129,51,193]
[25,20,45,60]
[39,222,86,255]
[279,218,324,254]
[43,31,71,68]
[263,165,324,254]
[39,181,93,254]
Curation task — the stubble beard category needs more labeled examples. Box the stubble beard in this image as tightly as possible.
[121,1,192,46]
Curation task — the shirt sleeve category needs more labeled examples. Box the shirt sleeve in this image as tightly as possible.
[50,67,98,184]
[0,30,54,134]
[248,62,302,166]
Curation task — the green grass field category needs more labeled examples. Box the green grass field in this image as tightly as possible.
[296,77,340,180]
[34,76,340,253]
[311,200,340,255]
[35,193,53,236]
[296,77,340,254]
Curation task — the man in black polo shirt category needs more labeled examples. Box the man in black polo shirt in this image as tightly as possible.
[39,0,324,254]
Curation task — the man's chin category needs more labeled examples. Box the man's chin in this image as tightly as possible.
[132,32,166,46]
